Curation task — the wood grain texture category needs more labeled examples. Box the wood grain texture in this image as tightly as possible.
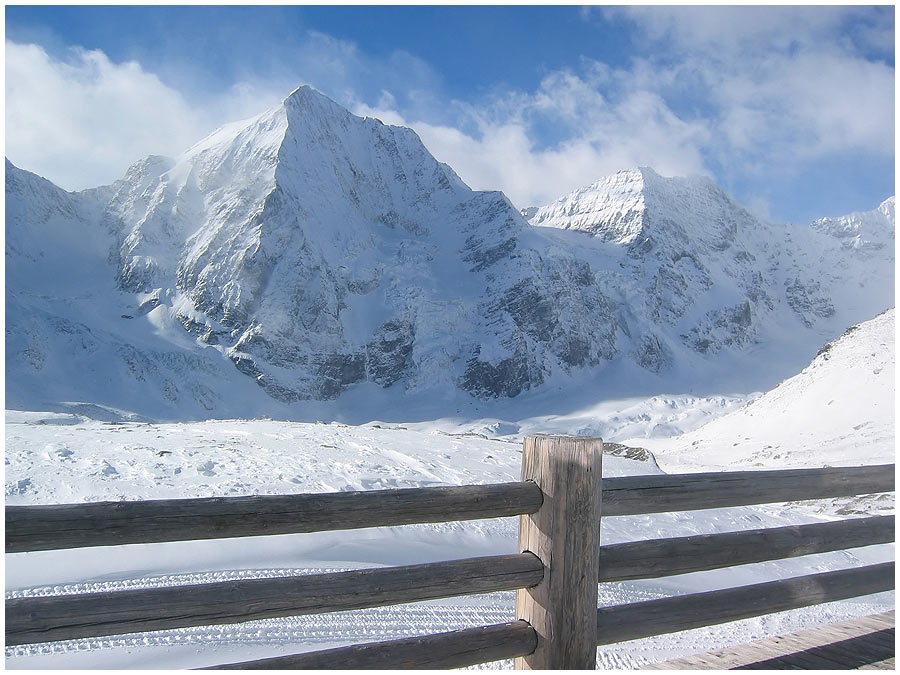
[5,481,542,553]
[206,620,537,669]
[599,515,895,581]
[736,629,895,670]
[602,464,894,516]
[515,435,603,669]
[645,611,895,670]
[6,553,543,646]
[596,562,895,645]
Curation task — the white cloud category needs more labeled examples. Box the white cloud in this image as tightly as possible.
[5,6,893,219]
[578,6,895,219]
[352,6,892,212]
[608,6,895,164]
[356,67,711,209]
[714,51,894,158]
[6,42,196,189]
[6,36,716,208]
[610,6,858,57]
[4,33,445,192]
[5,41,286,191]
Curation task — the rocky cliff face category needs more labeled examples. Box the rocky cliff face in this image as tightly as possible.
[5,91,895,420]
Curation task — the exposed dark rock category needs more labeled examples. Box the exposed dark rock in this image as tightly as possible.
[366,320,414,386]
[463,236,518,272]
[499,279,557,343]
[460,340,543,398]
[230,353,264,380]
[603,442,657,464]
[681,300,757,353]
[136,290,163,316]
[257,377,301,403]
[633,333,671,373]
[786,278,836,327]
[313,352,366,398]
[118,255,158,293]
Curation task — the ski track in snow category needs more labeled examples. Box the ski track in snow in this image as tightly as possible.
[6,589,893,669]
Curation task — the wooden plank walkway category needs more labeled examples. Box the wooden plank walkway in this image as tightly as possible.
[646,611,894,670]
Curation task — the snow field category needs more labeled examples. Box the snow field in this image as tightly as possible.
[5,409,894,669]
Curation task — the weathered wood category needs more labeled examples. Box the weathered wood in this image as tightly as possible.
[599,515,895,581]
[647,614,896,670]
[8,465,889,552]
[596,562,894,645]
[515,435,603,669]
[602,464,894,516]
[206,619,537,669]
[5,481,542,552]
[858,657,896,669]
[757,625,896,668]
[661,613,892,671]
[6,553,543,646]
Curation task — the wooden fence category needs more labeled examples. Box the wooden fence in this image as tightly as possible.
[5,435,895,669]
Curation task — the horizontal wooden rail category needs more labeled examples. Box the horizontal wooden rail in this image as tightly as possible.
[601,464,894,516]
[205,620,538,669]
[599,515,895,581]
[8,465,891,552]
[596,561,894,645]
[6,553,543,646]
[5,481,542,553]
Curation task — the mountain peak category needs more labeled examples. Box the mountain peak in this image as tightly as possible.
[7,86,893,419]
[527,167,752,248]
[527,168,649,244]
[284,84,317,102]
[810,195,896,251]
[282,85,347,117]
[122,154,175,185]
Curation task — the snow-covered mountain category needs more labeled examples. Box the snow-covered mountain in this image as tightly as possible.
[526,167,893,372]
[6,157,273,421]
[5,90,895,421]
[7,87,618,415]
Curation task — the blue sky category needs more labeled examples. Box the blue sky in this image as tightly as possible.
[5,5,895,223]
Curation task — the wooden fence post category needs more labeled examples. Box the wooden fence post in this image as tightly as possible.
[514,435,603,669]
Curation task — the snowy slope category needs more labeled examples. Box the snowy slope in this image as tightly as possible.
[630,309,895,476]
[811,196,895,253]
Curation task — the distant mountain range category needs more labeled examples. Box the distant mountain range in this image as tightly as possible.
[5,87,895,420]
